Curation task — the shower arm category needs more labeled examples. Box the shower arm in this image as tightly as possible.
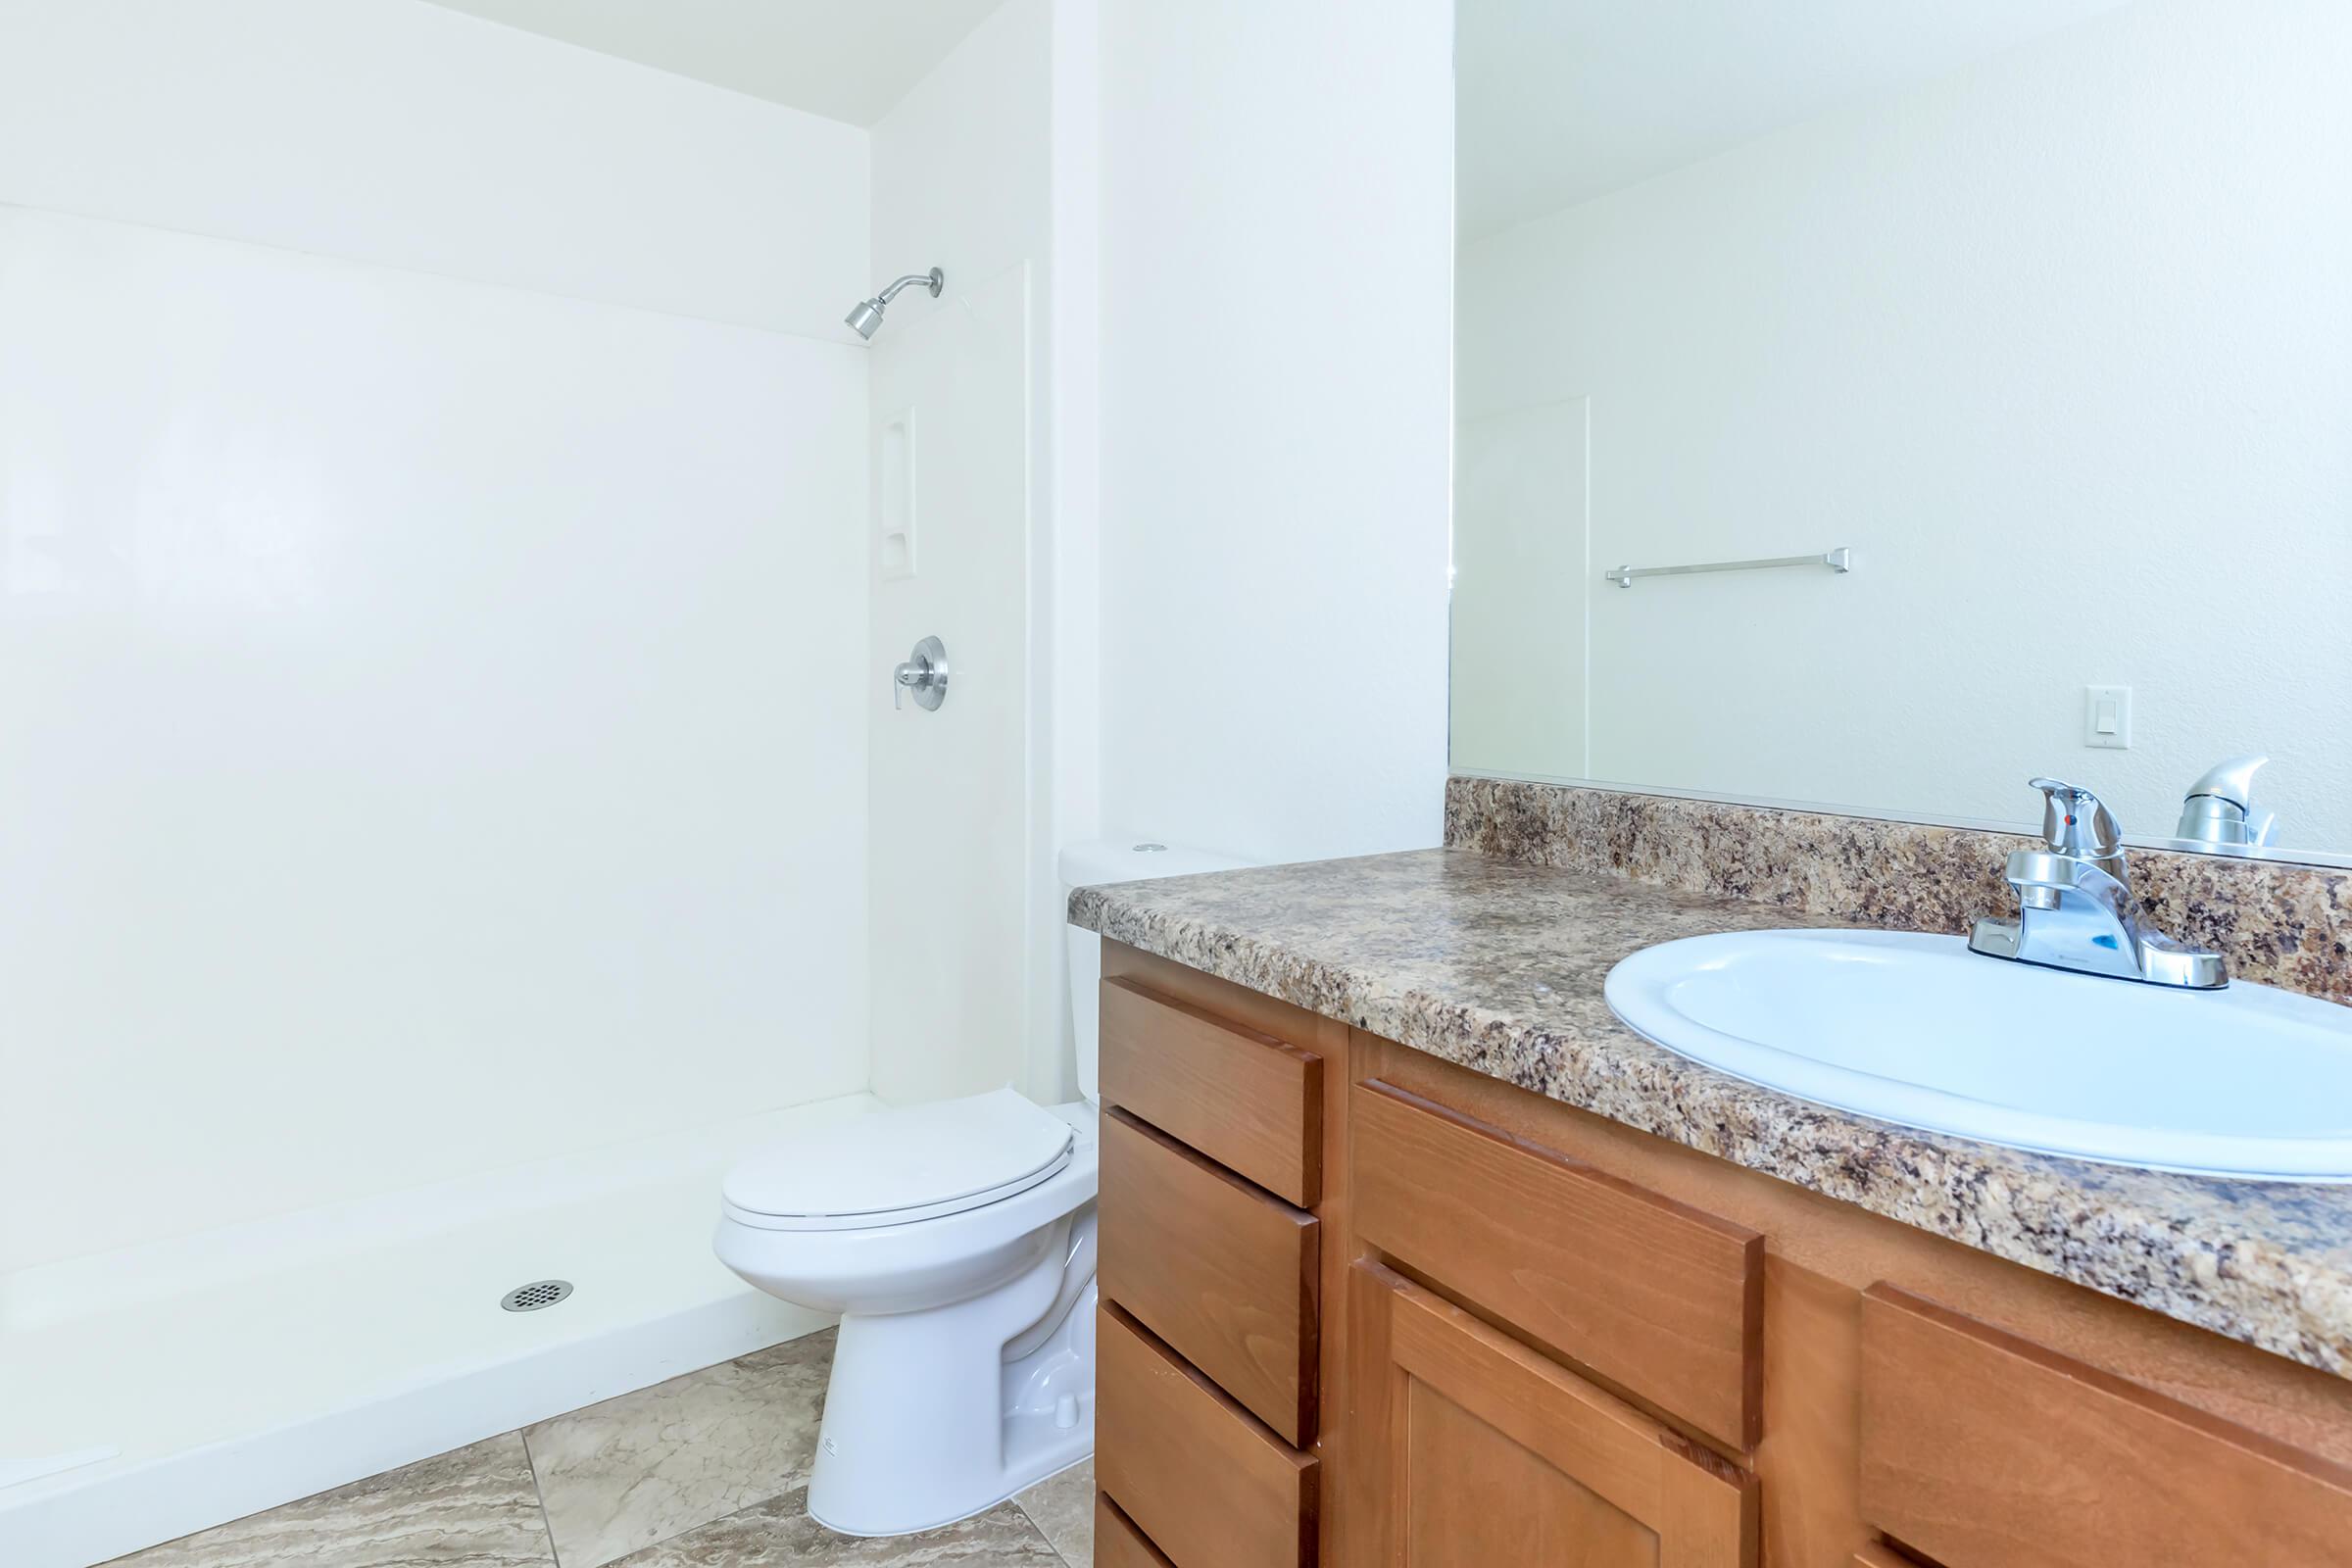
[875,270,944,306]
[845,267,944,339]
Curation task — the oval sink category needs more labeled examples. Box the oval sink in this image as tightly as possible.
[1604,928,2352,1181]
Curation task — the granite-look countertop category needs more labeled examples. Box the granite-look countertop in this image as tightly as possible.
[1068,847,2352,1380]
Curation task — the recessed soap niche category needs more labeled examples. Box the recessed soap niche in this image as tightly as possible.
[878,405,917,579]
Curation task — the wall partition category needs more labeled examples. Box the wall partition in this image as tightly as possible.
[0,0,876,1278]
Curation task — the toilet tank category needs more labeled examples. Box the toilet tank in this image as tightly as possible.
[1058,839,1251,1103]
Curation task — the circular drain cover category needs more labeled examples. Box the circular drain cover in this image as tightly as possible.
[500,1279,574,1312]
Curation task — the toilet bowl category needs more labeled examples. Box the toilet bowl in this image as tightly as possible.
[712,837,1247,1537]
[714,1092,1099,1536]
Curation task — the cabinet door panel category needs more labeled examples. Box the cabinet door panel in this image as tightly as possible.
[1348,1261,1755,1568]
[1860,1282,2352,1566]
[1401,1377,1663,1566]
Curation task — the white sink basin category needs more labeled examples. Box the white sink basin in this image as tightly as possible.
[1604,929,2352,1181]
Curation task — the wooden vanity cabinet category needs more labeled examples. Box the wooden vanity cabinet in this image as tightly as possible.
[1093,942,2352,1568]
[1094,951,1352,1568]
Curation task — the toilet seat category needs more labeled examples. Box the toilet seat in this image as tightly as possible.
[710,833,1248,1538]
[722,1088,1076,1232]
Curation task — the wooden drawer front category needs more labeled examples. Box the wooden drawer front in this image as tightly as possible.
[1352,1262,1756,1566]
[1853,1542,1929,1568]
[1100,977,1322,1206]
[1859,1282,2352,1565]
[1098,1303,1316,1568]
[1351,1080,1763,1450]
[1097,1494,1177,1568]
[1851,1548,1921,1568]
[1101,1107,1319,1444]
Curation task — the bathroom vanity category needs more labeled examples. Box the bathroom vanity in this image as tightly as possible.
[1092,1,2352,1558]
[1083,784,2352,1568]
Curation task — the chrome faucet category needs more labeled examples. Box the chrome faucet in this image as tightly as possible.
[1967,778,2226,989]
[2176,755,2278,849]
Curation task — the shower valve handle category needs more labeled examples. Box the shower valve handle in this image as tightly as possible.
[891,636,949,711]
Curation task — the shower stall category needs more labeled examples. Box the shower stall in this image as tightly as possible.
[0,2,1057,1562]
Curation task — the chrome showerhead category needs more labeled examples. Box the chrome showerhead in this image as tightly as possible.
[846,267,944,340]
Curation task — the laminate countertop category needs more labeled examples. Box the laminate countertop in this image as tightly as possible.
[1068,847,2352,1380]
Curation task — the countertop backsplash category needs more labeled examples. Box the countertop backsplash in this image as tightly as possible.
[1446,776,2352,1006]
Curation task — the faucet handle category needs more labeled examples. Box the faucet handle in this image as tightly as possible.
[2028,777,2123,862]
[2177,755,2277,848]
[2184,755,2269,810]
[889,635,950,712]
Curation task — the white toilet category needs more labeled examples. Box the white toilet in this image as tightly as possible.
[713,838,1246,1537]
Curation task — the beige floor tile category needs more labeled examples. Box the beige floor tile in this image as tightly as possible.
[1012,1459,1091,1563]
[522,1329,834,1568]
[102,1434,555,1567]
[604,1488,1062,1566]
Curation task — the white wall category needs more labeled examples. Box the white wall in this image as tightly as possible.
[1457,0,2352,849]
[1042,0,1103,1103]
[864,0,1057,1105]
[0,0,874,1271]
[1094,0,1455,867]
[0,0,869,337]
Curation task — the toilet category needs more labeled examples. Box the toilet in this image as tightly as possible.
[713,837,1247,1537]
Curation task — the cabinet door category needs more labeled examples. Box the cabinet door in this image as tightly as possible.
[1348,1262,1755,1568]
[1859,1282,2352,1566]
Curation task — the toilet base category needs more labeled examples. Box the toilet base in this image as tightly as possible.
[806,1211,1097,1538]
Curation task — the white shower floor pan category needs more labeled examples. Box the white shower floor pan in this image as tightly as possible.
[0,1093,884,1568]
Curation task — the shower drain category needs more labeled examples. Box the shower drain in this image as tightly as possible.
[499,1279,574,1313]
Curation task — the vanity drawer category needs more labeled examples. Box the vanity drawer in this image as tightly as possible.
[1096,1494,1176,1568]
[1098,1303,1317,1568]
[1351,1079,1763,1450]
[1859,1282,2352,1565]
[1100,1107,1320,1444]
[1100,976,1322,1206]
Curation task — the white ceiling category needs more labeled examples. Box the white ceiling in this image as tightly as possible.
[1458,0,2136,237]
[422,0,1007,125]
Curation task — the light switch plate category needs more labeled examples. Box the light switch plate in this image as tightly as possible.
[2083,684,2132,750]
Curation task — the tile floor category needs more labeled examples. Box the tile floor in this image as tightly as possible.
[105,1329,1093,1567]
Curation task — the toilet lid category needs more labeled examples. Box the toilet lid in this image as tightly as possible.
[722,1088,1075,1230]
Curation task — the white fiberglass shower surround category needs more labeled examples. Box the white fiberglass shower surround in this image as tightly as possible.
[0,1,1059,1563]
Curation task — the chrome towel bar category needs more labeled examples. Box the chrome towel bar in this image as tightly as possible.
[1605,547,1851,589]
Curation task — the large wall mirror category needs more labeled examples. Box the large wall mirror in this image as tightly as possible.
[1451,0,2350,863]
